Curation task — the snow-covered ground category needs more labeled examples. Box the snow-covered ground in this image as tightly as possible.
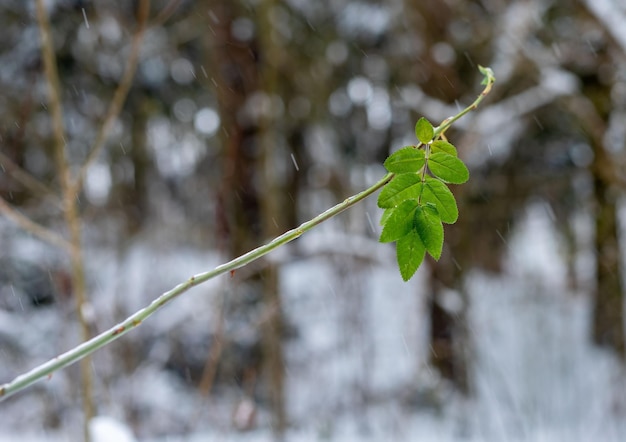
[1,201,626,441]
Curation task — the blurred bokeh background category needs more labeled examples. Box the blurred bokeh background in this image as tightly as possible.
[1,0,625,440]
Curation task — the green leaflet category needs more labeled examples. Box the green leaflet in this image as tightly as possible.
[377,174,422,208]
[413,204,444,260]
[380,200,419,243]
[380,208,394,226]
[430,140,458,157]
[397,229,426,281]
[421,177,458,224]
[384,147,425,174]
[428,152,469,184]
[415,117,434,144]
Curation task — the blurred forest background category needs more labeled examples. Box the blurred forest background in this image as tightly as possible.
[0,0,625,440]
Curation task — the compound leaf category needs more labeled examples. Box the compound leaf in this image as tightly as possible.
[384,147,425,174]
[428,152,469,184]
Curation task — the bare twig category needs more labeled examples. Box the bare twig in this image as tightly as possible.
[0,152,62,208]
[197,292,226,397]
[0,197,71,251]
[151,0,182,27]
[35,4,151,435]
[35,1,94,438]
[435,66,495,136]
[35,1,68,189]
[71,0,150,196]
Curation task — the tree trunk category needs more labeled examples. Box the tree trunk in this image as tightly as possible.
[257,0,287,433]
[428,258,470,394]
[114,91,151,233]
[567,93,625,355]
[208,1,287,434]
[591,150,625,354]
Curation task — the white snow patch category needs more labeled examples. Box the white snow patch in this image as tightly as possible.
[90,416,136,442]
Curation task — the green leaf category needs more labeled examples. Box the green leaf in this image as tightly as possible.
[396,229,426,281]
[421,177,458,223]
[413,204,444,260]
[415,117,434,144]
[430,140,458,157]
[428,152,469,184]
[377,174,422,209]
[380,208,394,226]
[380,200,419,242]
[384,147,425,174]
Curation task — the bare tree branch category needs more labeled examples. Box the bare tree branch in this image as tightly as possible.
[35,1,94,438]
[35,0,69,191]
[151,0,182,27]
[0,151,62,209]
[0,197,71,252]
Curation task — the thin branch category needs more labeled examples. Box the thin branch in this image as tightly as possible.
[71,0,150,195]
[435,66,496,137]
[0,197,71,252]
[0,172,393,402]
[0,151,62,209]
[151,0,182,27]
[35,1,94,437]
[35,0,69,189]
[197,293,226,397]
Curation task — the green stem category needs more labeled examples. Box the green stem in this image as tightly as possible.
[434,65,495,137]
[0,172,393,401]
